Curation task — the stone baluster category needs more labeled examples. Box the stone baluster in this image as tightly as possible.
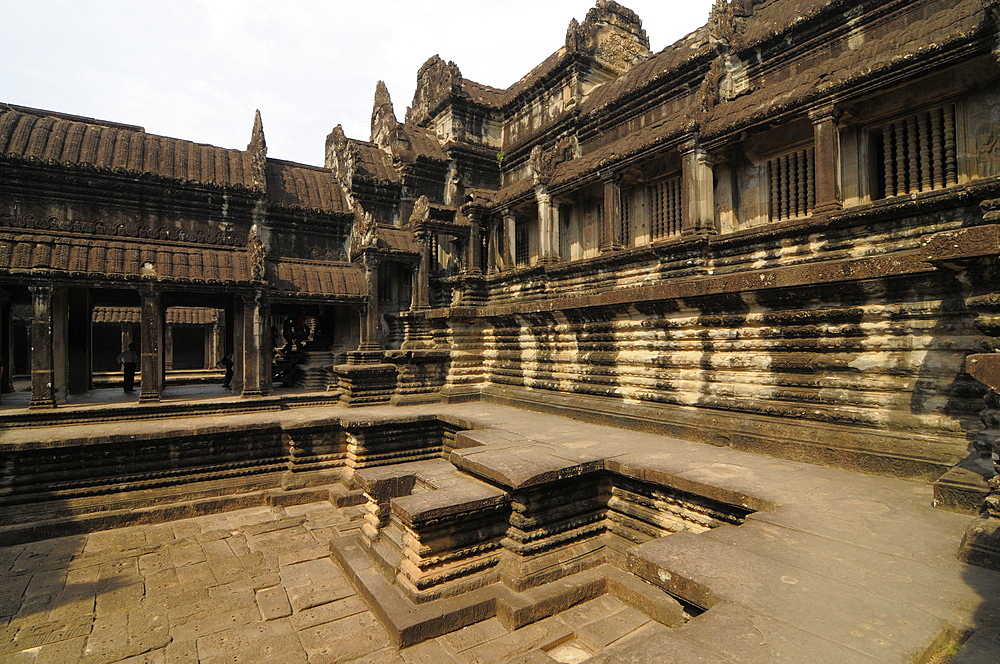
[931,108,945,190]
[944,105,957,187]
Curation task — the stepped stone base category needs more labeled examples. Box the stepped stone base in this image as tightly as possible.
[333,427,751,647]
[335,362,397,406]
[331,535,685,648]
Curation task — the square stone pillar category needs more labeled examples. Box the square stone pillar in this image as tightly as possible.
[139,288,165,403]
[413,234,431,310]
[486,219,500,274]
[601,176,623,252]
[204,322,218,369]
[360,253,382,351]
[28,285,56,408]
[165,324,174,371]
[502,210,516,271]
[241,290,266,398]
[0,293,12,394]
[536,188,560,263]
[681,139,717,235]
[466,212,483,275]
[51,287,69,402]
[232,298,244,391]
[810,104,842,215]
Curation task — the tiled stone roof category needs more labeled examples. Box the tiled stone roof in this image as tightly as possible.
[0,104,258,190]
[377,228,420,255]
[0,232,249,283]
[0,230,365,298]
[92,306,221,325]
[348,139,401,183]
[269,260,365,299]
[265,159,349,214]
[403,124,448,162]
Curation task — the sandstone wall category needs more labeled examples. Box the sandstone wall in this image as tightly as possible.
[429,197,1000,478]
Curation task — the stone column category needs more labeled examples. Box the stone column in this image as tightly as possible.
[165,324,174,371]
[138,287,164,403]
[241,290,266,398]
[601,175,623,251]
[681,138,717,235]
[502,209,516,270]
[360,253,382,351]
[486,218,499,274]
[232,299,244,390]
[536,188,559,263]
[810,104,842,215]
[0,293,12,394]
[28,284,55,408]
[204,322,217,369]
[121,324,133,351]
[413,232,431,310]
[467,213,483,275]
[51,287,69,402]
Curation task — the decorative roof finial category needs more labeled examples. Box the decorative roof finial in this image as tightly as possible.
[247,109,267,192]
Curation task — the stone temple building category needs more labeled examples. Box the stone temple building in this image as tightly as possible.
[4,0,1000,662]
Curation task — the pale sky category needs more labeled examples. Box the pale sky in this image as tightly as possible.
[2,1,716,166]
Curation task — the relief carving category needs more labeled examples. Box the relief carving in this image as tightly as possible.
[410,195,431,224]
[596,30,646,73]
[350,211,380,260]
[247,224,267,283]
[977,120,1000,178]
[719,54,750,101]
[529,145,559,185]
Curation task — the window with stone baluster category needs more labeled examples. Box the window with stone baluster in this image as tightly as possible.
[869,104,958,200]
[515,221,530,266]
[647,175,682,241]
[765,146,816,222]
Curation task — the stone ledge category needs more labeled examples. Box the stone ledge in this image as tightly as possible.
[0,483,338,546]
[481,384,964,481]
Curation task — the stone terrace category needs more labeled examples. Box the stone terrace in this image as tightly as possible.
[2,403,1000,663]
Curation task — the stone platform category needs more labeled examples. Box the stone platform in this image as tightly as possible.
[1,401,999,662]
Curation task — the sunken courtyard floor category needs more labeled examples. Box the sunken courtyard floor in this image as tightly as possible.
[1,400,1000,663]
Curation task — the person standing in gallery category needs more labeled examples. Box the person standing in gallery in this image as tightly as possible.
[116,343,138,393]
[220,352,235,390]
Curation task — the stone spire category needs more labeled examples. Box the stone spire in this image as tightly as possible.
[247,109,267,192]
[371,81,412,160]
[371,81,399,145]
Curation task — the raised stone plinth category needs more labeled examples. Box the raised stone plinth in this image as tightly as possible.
[334,352,397,407]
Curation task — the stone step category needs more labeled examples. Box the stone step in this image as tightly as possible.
[0,482,342,545]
